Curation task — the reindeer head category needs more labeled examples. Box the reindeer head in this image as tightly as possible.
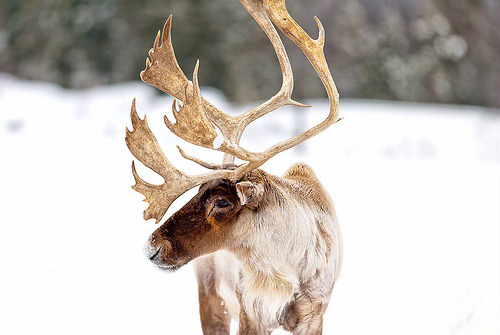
[126,0,340,271]
[144,175,264,271]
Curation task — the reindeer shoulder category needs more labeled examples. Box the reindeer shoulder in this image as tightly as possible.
[283,163,319,181]
[281,163,333,212]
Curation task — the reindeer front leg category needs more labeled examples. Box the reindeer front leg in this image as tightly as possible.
[237,308,271,335]
[194,258,231,335]
[281,296,327,335]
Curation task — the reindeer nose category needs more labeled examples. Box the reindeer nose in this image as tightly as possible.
[143,235,172,264]
[143,239,158,261]
[149,247,162,261]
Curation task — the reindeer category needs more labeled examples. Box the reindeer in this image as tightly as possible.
[125,0,343,334]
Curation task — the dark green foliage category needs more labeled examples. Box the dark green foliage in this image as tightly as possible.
[0,0,499,107]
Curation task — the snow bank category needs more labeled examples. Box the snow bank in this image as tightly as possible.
[1,74,499,334]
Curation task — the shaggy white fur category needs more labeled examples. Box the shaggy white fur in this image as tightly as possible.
[210,166,343,330]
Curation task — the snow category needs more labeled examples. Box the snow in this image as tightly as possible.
[0,73,499,334]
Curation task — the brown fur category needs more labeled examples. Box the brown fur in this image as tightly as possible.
[194,257,232,334]
[238,307,272,335]
[147,180,243,270]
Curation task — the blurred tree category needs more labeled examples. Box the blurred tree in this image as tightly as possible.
[432,0,500,107]
[0,0,499,107]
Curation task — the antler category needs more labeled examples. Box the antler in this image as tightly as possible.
[125,99,234,223]
[229,0,341,175]
[127,0,340,222]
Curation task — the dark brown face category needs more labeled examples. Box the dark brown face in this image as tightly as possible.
[144,179,243,271]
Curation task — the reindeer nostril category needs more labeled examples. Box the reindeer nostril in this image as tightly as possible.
[150,247,162,261]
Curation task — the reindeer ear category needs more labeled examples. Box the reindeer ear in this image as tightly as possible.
[235,181,264,210]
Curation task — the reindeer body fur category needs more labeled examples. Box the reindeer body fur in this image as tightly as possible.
[193,163,342,334]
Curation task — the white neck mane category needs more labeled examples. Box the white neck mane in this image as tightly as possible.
[233,181,339,326]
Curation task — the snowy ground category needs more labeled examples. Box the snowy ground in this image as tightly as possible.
[1,73,499,335]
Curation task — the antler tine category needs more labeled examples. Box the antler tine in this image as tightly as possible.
[239,0,308,115]
[164,60,219,149]
[265,1,340,124]
[126,98,184,181]
[176,146,221,170]
[141,15,188,101]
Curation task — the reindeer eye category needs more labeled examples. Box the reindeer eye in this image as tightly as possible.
[214,199,230,208]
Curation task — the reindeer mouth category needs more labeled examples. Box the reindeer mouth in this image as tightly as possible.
[146,245,185,272]
[157,263,181,272]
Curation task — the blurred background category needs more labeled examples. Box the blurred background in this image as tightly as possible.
[1,0,499,107]
[0,1,499,335]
